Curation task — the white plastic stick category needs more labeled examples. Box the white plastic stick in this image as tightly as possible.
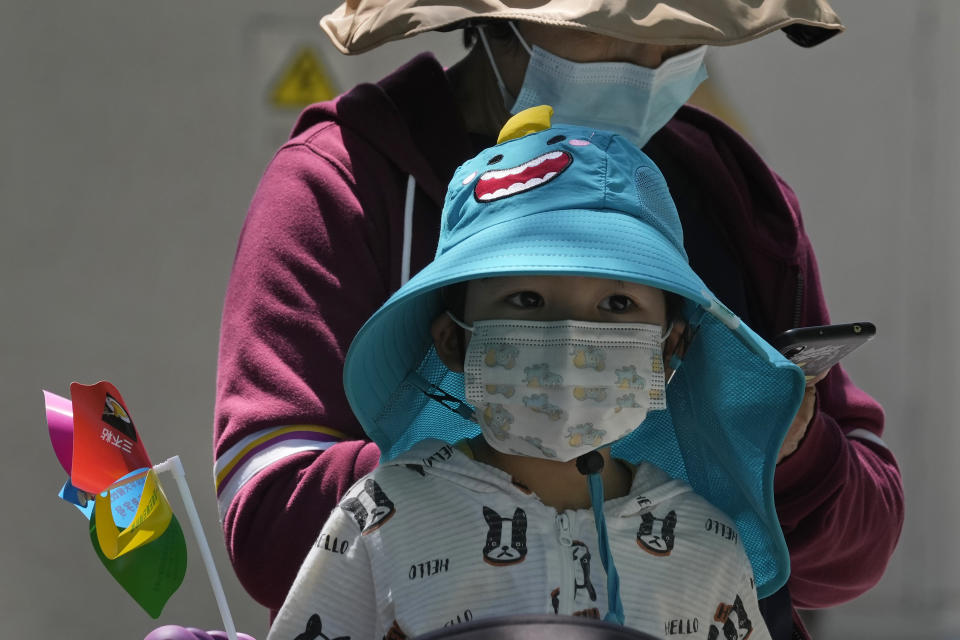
[154,455,238,640]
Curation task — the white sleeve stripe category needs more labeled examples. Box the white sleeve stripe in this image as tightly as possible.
[214,424,340,477]
[216,439,337,523]
[214,425,345,491]
[845,428,889,450]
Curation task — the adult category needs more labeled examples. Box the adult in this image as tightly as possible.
[213,3,903,638]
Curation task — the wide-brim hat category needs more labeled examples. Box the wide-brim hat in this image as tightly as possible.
[343,110,805,597]
[321,0,843,54]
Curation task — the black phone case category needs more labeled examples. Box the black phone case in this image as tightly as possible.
[771,322,876,377]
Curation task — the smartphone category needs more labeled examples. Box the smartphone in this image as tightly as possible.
[771,322,876,380]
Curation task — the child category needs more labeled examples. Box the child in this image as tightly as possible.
[266,107,804,640]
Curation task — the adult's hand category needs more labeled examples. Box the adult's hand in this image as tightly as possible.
[777,371,828,464]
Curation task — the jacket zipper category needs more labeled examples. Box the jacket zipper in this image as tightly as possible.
[792,269,804,328]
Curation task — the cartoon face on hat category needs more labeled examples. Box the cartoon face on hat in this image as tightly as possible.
[467,106,586,203]
[472,142,574,203]
[439,105,688,266]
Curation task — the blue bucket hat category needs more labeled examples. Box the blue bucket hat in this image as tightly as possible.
[343,107,805,598]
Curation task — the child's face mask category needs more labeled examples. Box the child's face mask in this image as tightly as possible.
[454,316,669,462]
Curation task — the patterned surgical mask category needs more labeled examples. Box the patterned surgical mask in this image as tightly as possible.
[477,22,708,148]
[452,316,669,462]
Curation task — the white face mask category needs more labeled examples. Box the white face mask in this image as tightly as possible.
[477,23,708,148]
[454,317,669,462]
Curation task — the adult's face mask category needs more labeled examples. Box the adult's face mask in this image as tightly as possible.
[477,23,708,148]
[456,317,669,462]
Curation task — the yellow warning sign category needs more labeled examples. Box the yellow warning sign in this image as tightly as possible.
[270,47,337,109]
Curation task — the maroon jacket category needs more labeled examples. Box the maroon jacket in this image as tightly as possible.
[214,53,903,635]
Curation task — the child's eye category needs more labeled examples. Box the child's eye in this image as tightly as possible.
[505,291,544,308]
[599,295,635,313]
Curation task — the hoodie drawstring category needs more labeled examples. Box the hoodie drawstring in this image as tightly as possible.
[577,452,625,625]
[401,175,416,286]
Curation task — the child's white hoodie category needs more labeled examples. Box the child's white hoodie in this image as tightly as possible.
[268,439,767,640]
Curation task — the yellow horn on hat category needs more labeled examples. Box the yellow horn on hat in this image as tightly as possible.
[497,105,554,144]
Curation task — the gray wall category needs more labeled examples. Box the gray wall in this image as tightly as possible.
[708,3,960,637]
[2,1,955,638]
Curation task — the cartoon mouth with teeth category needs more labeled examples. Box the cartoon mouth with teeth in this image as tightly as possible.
[474,150,572,202]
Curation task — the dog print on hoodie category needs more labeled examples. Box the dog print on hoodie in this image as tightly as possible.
[482,506,527,566]
[707,595,753,640]
[636,510,677,556]
[340,478,396,535]
[571,541,598,602]
[293,614,350,640]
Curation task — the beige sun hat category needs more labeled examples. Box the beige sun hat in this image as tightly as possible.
[320,0,844,55]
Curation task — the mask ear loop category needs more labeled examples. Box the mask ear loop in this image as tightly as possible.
[659,320,675,343]
[655,320,682,385]
[665,322,698,385]
[445,311,474,332]
[475,24,516,109]
[506,20,533,56]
